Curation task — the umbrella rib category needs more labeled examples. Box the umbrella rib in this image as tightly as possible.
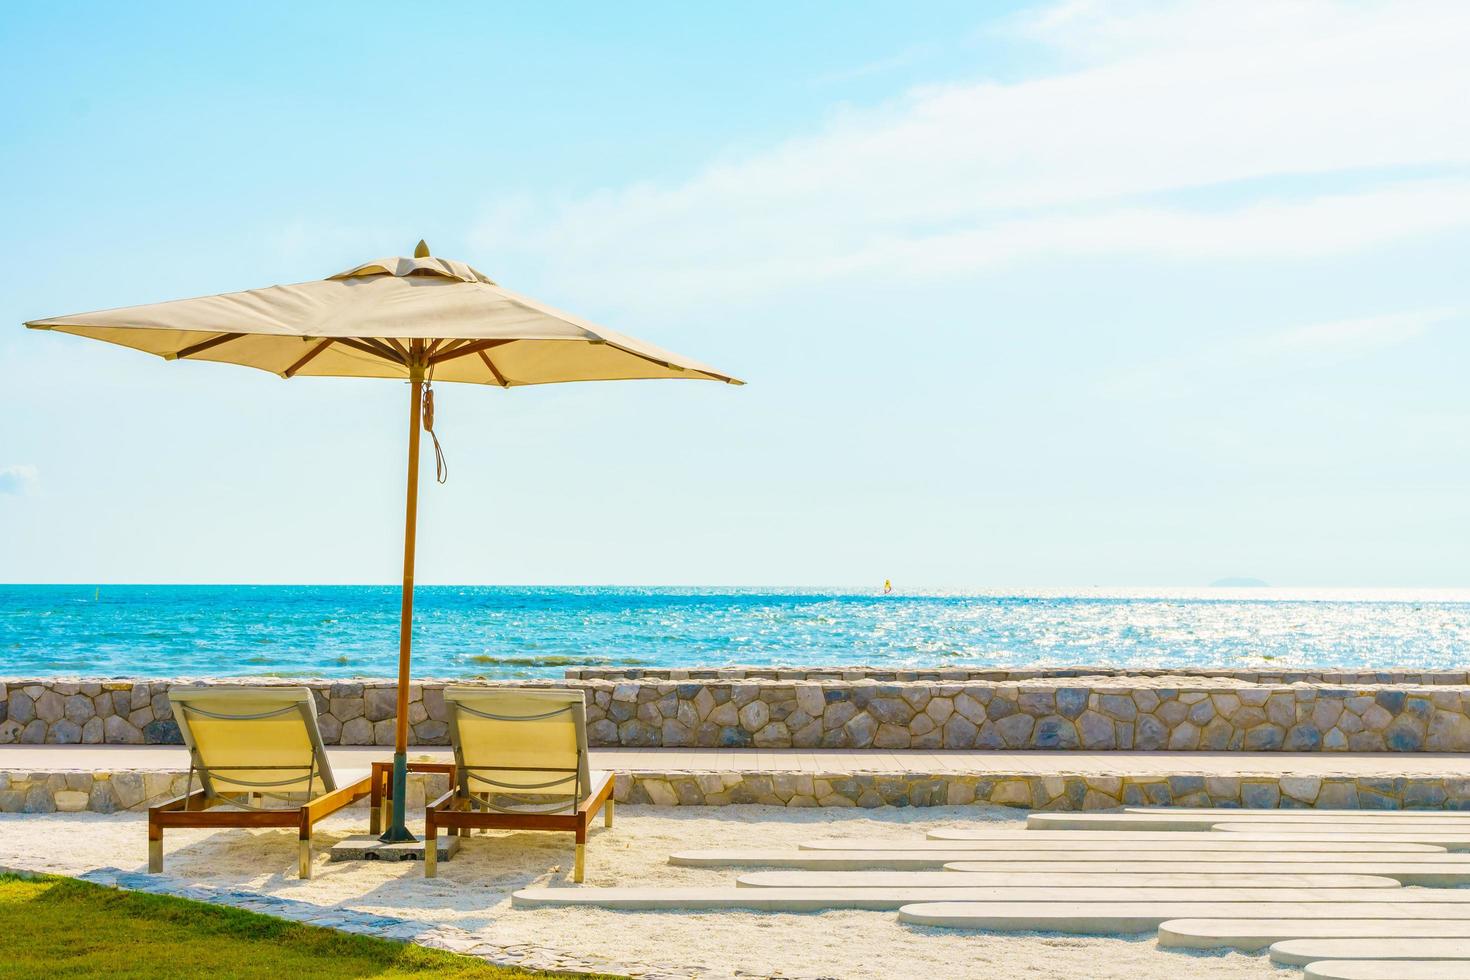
[282,338,336,378]
[477,349,510,387]
[603,340,688,376]
[428,338,514,366]
[337,337,406,365]
[599,339,740,384]
[384,338,410,360]
[170,332,245,360]
[360,337,408,363]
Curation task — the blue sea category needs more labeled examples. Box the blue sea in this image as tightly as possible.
[2,585,1468,679]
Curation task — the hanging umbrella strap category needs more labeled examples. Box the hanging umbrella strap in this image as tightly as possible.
[422,380,449,484]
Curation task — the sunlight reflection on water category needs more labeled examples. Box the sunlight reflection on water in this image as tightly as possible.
[1,585,1467,679]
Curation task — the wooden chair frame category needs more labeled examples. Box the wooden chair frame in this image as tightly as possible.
[425,772,614,881]
[148,687,371,879]
[149,778,371,879]
[424,687,614,881]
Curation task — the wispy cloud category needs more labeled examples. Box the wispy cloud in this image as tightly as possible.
[0,464,39,496]
[1251,309,1452,357]
[1101,308,1459,399]
[809,43,941,86]
[472,0,1470,310]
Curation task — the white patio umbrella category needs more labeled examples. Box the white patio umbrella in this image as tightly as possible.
[26,241,743,841]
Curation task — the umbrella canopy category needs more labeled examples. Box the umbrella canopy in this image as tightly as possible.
[26,247,740,387]
[26,242,741,846]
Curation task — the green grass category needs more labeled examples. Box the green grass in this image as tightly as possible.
[0,873,619,979]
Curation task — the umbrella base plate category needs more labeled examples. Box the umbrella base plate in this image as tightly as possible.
[329,834,459,863]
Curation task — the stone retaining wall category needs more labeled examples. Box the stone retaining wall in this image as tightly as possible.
[0,769,452,815]
[4,676,1469,751]
[2,765,1466,813]
[570,666,1470,684]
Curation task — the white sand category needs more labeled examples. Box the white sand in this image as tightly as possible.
[0,805,1287,979]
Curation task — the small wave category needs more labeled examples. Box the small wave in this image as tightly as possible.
[465,654,649,668]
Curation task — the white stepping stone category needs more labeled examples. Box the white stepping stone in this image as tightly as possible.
[514,887,975,911]
[800,838,1441,853]
[513,888,1461,913]
[1209,824,1470,849]
[943,861,1470,886]
[1137,814,1470,828]
[1304,962,1470,979]
[897,901,1470,934]
[920,888,1470,904]
[741,871,1403,889]
[673,850,988,869]
[911,850,1462,863]
[672,850,1462,870]
[1029,813,1470,833]
[934,828,1453,841]
[931,828,1470,850]
[1159,919,1470,951]
[1128,808,1470,818]
[1271,938,1470,966]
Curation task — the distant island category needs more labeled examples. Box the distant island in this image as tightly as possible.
[1209,576,1271,587]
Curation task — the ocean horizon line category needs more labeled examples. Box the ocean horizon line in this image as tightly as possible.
[3,583,1468,678]
[4,582,1470,599]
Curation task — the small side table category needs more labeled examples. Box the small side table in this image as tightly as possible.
[368,759,457,836]
[330,759,461,864]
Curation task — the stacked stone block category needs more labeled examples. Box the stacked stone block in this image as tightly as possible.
[4,766,1468,814]
[4,674,1469,751]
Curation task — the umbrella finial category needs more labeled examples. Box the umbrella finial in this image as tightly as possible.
[414,240,431,258]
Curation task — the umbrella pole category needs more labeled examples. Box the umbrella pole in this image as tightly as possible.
[381,361,425,843]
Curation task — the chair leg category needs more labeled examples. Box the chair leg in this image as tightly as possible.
[299,838,312,879]
[425,819,438,878]
[604,799,614,828]
[574,843,585,883]
[148,834,163,874]
[369,769,383,836]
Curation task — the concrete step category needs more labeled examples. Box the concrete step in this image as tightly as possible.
[1207,828,1470,851]
[1206,823,1470,848]
[942,861,1470,886]
[800,837,1443,853]
[1304,962,1470,980]
[1029,813,1470,832]
[1271,938,1470,966]
[739,871,1403,889]
[1127,808,1470,819]
[930,828,1470,851]
[1158,918,1470,951]
[897,901,1470,934]
[512,887,1456,913]
[671,849,1467,870]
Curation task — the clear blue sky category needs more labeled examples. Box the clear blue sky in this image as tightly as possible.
[1,1,1467,587]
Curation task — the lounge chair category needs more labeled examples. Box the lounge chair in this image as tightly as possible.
[425,687,614,882]
[149,686,371,878]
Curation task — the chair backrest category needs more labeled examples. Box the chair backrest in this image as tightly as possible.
[441,687,589,810]
[168,686,336,798]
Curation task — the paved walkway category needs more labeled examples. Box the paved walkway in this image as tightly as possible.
[2,745,1465,777]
